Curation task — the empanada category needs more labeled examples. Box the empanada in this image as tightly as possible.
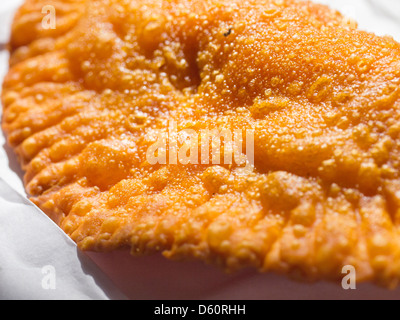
[3,0,400,287]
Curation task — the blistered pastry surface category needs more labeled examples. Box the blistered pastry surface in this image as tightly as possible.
[3,0,400,286]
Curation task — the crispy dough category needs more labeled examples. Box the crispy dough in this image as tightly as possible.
[3,0,400,286]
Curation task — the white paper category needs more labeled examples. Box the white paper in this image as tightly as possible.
[0,178,127,300]
[1,0,400,300]
[315,0,400,41]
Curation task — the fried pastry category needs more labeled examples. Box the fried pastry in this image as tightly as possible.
[3,0,400,287]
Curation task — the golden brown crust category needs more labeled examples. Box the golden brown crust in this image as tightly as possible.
[3,0,400,286]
